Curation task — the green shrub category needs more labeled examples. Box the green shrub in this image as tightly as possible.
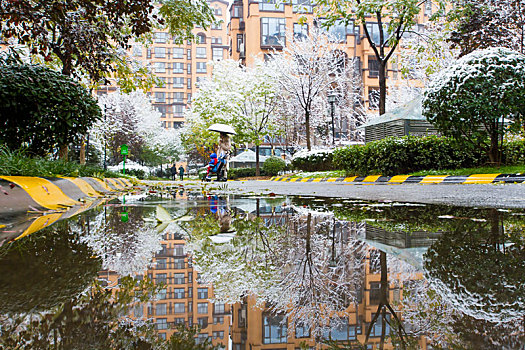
[0,145,120,178]
[126,169,146,179]
[333,136,487,176]
[503,139,525,165]
[263,157,286,176]
[292,150,335,172]
[228,167,267,179]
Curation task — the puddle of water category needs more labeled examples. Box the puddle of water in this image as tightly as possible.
[0,191,524,349]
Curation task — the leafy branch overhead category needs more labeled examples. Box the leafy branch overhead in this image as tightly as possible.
[0,0,215,84]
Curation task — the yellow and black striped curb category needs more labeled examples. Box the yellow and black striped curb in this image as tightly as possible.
[0,176,133,212]
[270,174,525,185]
[0,176,133,243]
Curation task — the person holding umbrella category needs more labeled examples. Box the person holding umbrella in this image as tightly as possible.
[207,124,235,181]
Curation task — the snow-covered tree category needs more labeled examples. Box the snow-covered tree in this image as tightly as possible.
[272,28,365,150]
[80,207,162,277]
[186,59,285,174]
[317,0,446,116]
[91,91,183,167]
[423,47,525,164]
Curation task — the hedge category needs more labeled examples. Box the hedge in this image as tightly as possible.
[263,157,286,176]
[291,150,335,172]
[331,136,525,176]
[228,167,268,179]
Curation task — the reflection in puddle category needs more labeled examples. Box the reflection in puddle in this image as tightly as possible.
[0,193,524,349]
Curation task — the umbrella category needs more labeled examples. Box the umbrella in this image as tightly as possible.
[208,123,236,135]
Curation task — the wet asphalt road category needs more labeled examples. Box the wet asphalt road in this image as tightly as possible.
[217,180,525,209]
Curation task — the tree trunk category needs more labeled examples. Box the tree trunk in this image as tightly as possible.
[79,136,86,165]
[378,61,387,116]
[255,144,260,176]
[488,129,501,165]
[58,144,68,161]
[305,110,311,151]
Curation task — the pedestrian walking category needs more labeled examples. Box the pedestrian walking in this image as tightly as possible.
[170,164,177,181]
[178,165,185,181]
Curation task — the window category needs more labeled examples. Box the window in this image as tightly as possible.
[213,48,223,61]
[155,273,167,284]
[232,4,243,18]
[211,37,222,44]
[370,282,381,304]
[214,302,225,314]
[173,273,185,284]
[327,20,347,42]
[173,62,184,74]
[198,317,209,328]
[295,322,310,338]
[214,7,222,15]
[155,77,166,89]
[292,0,313,13]
[392,61,399,80]
[155,92,166,103]
[174,317,185,324]
[156,303,167,316]
[172,288,184,298]
[259,0,284,11]
[156,105,167,118]
[196,76,206,87]
[173,77,184,88]
[261,18,286,47]
[369,314,390,336]
[198,288,209,299]
[196,47,207,58]
[425,0,432,16]
[237,34,244,52]
[368,87,380,110]
[156,318,168,330]
[156,258,167,269]
[154,62,166,73]
[293,23,308,40]
[132,44,142,57]
[197,33,206,44]
[213,331,224,339]
[174,105,184,116]
[263,314,287,344]
[187,78,192,88]
[211,22,222,30]
[155,32,168,43]
[147,48,151,59]
[173,92,184,103]
[134,304,143,318]
[187,63,192,74]
[174,244,184,256]
[173,47,184,58]
[214,316,224,324]
[173,258,185,269]
[196,62,207,73]
[174,303,185,313]
[197,302,208,314]
[366,22,389,45]
[157,288,167,300]
[368,56,379,77]
[187,93,192,103]
[196,334,209,344]
[154,47,166,58]
[187,49,192,60]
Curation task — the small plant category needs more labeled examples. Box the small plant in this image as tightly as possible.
[262,156,286,176]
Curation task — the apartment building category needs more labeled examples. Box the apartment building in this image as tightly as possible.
[228,0,434,111]
[128,0,229,129]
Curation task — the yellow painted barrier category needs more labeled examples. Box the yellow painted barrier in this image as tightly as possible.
[15,213,63,240]
[464,174,500,184]
[420,175,448,184]
[0,176,79,210]
[60,177,101,197]
[105,178,125,190]
[363,175,381,182]
[388,175,411,183]
[92,178,116,192]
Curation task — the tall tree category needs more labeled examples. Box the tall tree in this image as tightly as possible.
[272,28,361,150]
[317,0,445,116]
[187,59,284,175]
[1,0,214,159]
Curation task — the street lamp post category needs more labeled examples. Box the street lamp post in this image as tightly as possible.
[328,93,337,145]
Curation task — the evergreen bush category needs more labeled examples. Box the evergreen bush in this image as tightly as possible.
[291,150,335,172]
[262,156,286,176]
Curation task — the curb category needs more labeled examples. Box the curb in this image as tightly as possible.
[0,176,133,244]
[0,176,133,212]
[270,173,525,185]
